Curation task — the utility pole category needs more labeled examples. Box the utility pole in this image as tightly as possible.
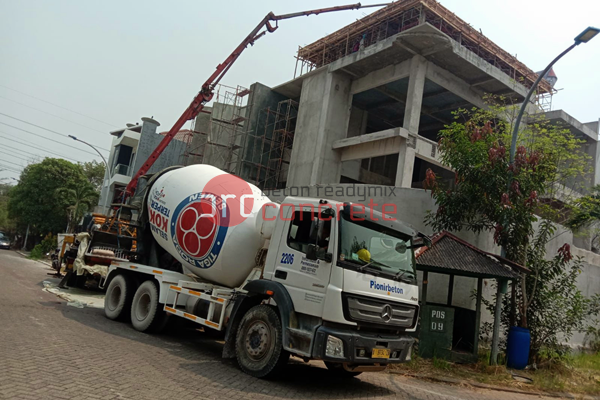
[22,224,29,251]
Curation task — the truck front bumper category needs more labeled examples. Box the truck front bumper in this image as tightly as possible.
[312,325,415,364]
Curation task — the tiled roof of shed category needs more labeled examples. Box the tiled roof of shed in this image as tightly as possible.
[415,232,523,279]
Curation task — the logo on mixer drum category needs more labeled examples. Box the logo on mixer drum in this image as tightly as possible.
[170,192,229,269]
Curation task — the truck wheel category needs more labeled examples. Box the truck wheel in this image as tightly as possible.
[104,274,134,321]
[130,280,168,333]
[324,362,363,377]
[235,305,289,378]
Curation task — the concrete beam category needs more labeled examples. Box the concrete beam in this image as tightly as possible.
[339,135,404,162]
[374,86,449,125]
[426,62,487,109]
[543,110,598,141]
[329,33,407,75]
[350,59,411,95]
[333,127,408,150]
[448,40,529,98]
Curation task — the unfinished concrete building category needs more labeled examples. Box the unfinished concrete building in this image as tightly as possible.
[185,0,599,222]
[190,0,597,193]
[281,0,555,190]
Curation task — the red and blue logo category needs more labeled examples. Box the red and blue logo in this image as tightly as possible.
[170,192,229,269]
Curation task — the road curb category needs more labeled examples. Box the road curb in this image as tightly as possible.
[16,250,53,268]
[388,371,599,399]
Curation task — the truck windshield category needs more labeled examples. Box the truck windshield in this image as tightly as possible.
[338,214,416,281]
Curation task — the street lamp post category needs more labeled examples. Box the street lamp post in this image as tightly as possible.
[68,135,111,215]
[509,26,599,163]
[491,26,600,367]
[68,135,108,166]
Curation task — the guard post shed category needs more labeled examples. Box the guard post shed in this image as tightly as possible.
[414,232,526,363]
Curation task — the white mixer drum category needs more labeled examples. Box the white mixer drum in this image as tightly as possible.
[147,164,273,288]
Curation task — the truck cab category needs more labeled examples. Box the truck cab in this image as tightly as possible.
[257,197,419,373]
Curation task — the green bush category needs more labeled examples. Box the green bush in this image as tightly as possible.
[29,233,57,260]
[29,244,44,260]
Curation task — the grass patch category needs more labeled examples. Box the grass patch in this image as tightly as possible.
[571,352,600,370]
[390,352,600,395]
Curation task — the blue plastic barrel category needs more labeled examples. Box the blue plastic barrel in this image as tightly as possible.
[506,326,530,369]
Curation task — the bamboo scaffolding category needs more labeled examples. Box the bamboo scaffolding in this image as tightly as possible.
[296,0,552,94]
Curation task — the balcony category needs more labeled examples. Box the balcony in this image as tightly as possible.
[112,164,130,177]
[109,164,132,186]
[112,129,141,148]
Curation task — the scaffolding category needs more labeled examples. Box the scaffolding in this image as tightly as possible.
[536,91,554,112]
[294,0,553,95]
[183,84,250,174]
[242,99,299,190]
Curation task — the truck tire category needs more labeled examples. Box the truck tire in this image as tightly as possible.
[130,280,168,333]
[235,305,289,378]
[104,274,134,321]
[324,362,363,377]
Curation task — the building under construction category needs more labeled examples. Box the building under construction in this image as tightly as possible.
[184,0,597,197]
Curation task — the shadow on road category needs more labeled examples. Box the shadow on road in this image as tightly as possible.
[38,278,397,398]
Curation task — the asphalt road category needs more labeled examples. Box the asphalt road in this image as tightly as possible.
[0,250,555,400]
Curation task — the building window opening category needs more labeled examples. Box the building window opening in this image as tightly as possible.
[411,157,455,189]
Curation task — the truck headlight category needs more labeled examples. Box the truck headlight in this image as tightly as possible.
[325,335,344,358]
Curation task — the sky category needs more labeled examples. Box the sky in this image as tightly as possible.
[1,0,599,182]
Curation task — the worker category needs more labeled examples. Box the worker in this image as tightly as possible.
[352,33,367,52]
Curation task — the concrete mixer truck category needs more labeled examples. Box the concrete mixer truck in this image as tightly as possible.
[89,164,426,378]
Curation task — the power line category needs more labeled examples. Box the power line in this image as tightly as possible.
[0,149,34,163]
[0,84,118,128]
[0,143,63,161]
[0,163,23,174]
[0,159,26,169]
[0,112,110,152]
[0,95,107,134]
[0,131,83,162]
[0,121,103,158]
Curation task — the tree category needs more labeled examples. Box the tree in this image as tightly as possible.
[0,183,17,234]
[56,182,99,232]
[8,158,89,236]
[80,160,106,192]
[567,184,600,251]
[482,220,600,361]
[424,98,590,330]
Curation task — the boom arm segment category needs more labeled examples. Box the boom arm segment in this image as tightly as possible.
[124,2,388,198]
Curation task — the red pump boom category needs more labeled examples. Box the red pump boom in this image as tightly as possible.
[124,3,389,198]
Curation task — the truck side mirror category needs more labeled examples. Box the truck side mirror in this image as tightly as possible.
[306,244,333,263]
[306,244,318,261]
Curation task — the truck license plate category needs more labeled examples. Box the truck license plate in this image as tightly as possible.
[372,348,390,358]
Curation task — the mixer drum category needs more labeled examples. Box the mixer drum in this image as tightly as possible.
[147,164,273,288]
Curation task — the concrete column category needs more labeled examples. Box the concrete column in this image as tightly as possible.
[403,55,427,134]
[395,144,416,187]
[287,69,353,187]
[395,55,426,187]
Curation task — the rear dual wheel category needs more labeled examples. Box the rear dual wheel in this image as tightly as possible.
[104,274,134,321]
[130,280,169,333]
